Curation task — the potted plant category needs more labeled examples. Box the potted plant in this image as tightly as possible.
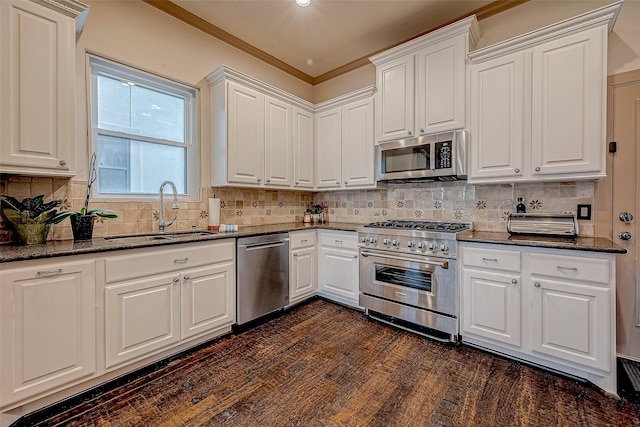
[0,195,69,244]
[58,152,117,240]
[307,203,325,224]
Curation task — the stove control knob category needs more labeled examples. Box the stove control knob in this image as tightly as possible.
[428,241,437,250]
[360,236,367,243]
[392,239,400,247]
[407,240,415,248]
[417,241,424,249]
[371,237,377,245]
[440,243,449,252]
[383,239,391,246]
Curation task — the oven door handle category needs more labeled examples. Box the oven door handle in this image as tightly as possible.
[360,251,449,270]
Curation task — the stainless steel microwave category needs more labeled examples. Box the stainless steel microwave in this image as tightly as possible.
[376,130,468,181]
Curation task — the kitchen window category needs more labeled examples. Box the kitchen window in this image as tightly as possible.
[88,56,197,199]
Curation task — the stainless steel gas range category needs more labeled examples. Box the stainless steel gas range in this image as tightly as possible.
[357,220,472,342]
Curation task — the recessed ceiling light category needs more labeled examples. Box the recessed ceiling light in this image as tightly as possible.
[296,0,310,7]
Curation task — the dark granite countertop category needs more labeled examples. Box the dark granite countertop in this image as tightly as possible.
[457,230,627,254]
[0,222,361,263]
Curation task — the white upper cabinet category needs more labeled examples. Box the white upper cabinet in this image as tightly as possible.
[468,2,621,184]
[208,66,314,189]
[293,108,314,189]
[342,97,375,188]
[375,55,415,142]
[0,0,88,177]
[370,16,479,143]
[469,51,527,181]
[315,87,376,191]
[264,95,293,187]
[315,106,343,189]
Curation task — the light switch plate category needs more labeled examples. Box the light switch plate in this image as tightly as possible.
[577,204,591,220]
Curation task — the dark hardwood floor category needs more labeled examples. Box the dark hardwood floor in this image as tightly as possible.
[26,299,640,426]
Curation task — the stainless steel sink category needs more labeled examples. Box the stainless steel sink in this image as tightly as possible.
[104,231,216,243]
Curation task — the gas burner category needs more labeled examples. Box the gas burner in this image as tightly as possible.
[365,220,470,233]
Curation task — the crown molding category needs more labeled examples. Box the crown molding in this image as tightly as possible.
[144,0,527,86]
[468,0,623,64]
[143,0,315,85]
[34,0,89,34]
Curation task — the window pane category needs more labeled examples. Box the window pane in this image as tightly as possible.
[97,134,186,194]
[97,75,185,142]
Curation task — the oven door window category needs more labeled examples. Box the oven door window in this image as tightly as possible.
[374,264,432,292]
[382,145,431,174]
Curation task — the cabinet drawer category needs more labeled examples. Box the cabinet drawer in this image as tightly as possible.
[318,231,358,250]
[289,230,317,249]
[105,240,234,283]
[462,246,521,273]
[529,253,610,285]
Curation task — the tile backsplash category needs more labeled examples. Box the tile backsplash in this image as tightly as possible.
[0,175,594,244]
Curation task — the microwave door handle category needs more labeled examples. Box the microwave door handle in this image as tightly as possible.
[360,251,449,270]
[430,141,436,171]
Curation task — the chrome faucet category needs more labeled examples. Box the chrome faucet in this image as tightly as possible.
[158,181,179,233]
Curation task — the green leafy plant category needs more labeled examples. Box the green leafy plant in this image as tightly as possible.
[307,202,325,215]
[56,152,118,222]
[0,195,69,225]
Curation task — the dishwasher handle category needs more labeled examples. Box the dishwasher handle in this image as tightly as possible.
[239,239,289,250]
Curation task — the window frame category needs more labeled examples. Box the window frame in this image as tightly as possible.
[87,55,198,200]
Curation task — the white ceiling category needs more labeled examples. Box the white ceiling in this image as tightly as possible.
[171,0,494,78]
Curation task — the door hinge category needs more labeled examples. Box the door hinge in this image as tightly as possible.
[609,141,617,153]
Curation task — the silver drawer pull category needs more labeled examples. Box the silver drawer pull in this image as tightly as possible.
[301,239,308,243]
[37,268,63,276]
[557,266,578,271]
[335,240,342,244]
[482,257,498,262]
[174,257,189,264]
[395,291,407,298]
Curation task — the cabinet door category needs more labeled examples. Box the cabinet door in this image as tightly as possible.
[226,81,264,185]
[415,35,466,135]
[342,97,374,187]
[0,260,95,405]
[469,52,526,182]
[462,268,521,347]
[105,274,180,369]
[293,108,314,189]
[264,95,292,187]
[375,55,415,143]
[531,26,606,178]
[181,262,235,340]
[0,0,75,176]
[530,278,610,371]
[290,246,317,302]
[315,107,342,189]
[318,247,359,305]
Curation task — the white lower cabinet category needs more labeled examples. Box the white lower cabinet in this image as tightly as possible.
[289,231,317,303]
[317,230,360,308]
[460,243,616,394]
[104,240,235,369]
[0,258,96,407]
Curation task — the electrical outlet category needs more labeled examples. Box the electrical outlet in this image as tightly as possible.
[516,196,525,204]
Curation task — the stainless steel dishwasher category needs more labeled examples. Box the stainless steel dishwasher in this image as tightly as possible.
[236,233,290,324]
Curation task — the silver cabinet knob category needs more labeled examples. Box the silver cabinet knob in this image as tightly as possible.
[407,131,412,135]
[419,129,424,133]
[353,255,358,259]
[183,275,190,280]
[344,181,348,185]
[257,178,261,183]
[534,281,541,288]
[295,182,299,185]
[620,212,634,223]
[619,231,632,241]
[336,181,340,185]
[173,277,180,284]
[514,168,520,174]
[266,179,271,183]
[59,160,67,166]
[511,279,518,285]
[535,167,541,172]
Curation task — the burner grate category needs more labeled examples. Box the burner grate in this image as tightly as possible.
[365,220,469,232]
